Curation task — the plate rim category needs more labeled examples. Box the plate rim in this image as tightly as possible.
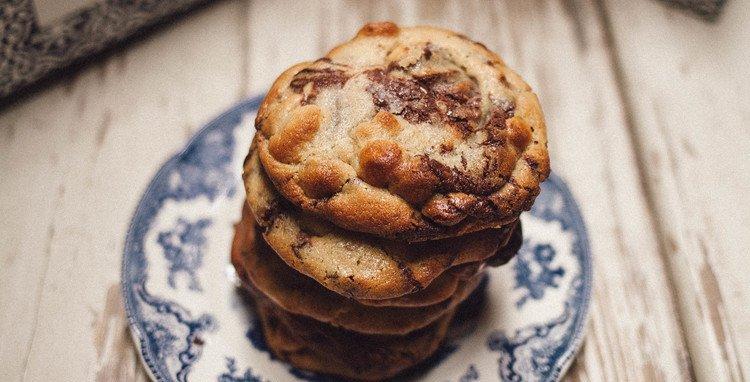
[539,171,593,382]
[120,96,592,382]
[121,96,264,382]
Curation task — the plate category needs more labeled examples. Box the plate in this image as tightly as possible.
[122,97,592,382]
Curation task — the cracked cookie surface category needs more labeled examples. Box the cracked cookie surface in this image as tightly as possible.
[255,22,549,241]
[242,147,517,300]
[231,216,482,335]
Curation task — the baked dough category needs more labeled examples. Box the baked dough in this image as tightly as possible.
[230,211,483,335]
[243,147,518,300]
[254,294,456,381]
[254,21,549,241]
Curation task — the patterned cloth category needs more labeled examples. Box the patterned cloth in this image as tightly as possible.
[660,0,727,19]
[0,0,209,102]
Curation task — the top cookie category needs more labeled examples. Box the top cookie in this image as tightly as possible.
[255,22,549,241]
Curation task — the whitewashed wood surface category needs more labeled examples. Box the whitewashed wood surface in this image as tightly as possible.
[1,1,748,381]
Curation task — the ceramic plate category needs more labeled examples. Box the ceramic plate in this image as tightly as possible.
[122,97,592,382]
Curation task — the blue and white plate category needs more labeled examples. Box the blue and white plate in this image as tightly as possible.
[122,97,592,382]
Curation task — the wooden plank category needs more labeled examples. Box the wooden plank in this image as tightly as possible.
[7,0,739,380]
[601,0,750,380]
[243,1,692,380]
[0,1,247,380]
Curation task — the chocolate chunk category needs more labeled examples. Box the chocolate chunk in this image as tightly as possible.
[290,67,350,103]
[365,68,482,136]
[259,199,281,227]
[366,69,430,123]
[423,45,433,60]
[425,157,498,195]
[290,231,311,258]
[484,104,515,145]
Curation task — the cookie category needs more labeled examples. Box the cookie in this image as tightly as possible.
[254,295,455,381]
[230,213,483,335]
[487,214,523,267]
[243,147,517,300]
[254,21,549,241]
[233,204,484,308]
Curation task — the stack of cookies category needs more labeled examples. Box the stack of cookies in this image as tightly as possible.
[232,22,549,381]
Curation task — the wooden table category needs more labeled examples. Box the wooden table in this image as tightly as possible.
[1,1,748,380]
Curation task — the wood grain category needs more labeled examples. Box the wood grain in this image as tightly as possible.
[244,1,692,380]
[601,0,750,380]
[0,1,247,380]
[0,0,748,381]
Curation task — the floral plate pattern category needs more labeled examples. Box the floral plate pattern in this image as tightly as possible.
[122,96,592,382]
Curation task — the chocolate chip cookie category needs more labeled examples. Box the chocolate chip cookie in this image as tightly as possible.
[231,210,483,335]
[254,295,456,381]
[254,22,549,241]
[243,146,518,300]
